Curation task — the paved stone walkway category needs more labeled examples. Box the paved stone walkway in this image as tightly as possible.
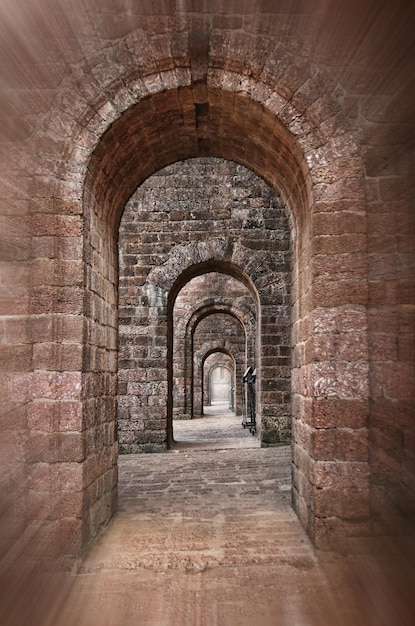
[54,408,411,625]
[172,404,260,450]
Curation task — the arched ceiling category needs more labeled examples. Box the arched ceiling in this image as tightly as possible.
[85,86,309,232]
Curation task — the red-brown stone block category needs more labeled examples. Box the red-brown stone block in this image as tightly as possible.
[310,459,369,490]
[29,371,82,401]
[310,398,368,430]
[309,515,372,554]
[28,432,85,464]
[313,487,370,520]
[311,428,368,462]
[313,279,368,307]
[27,401,59,432]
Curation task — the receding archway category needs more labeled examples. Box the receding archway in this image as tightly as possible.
[166,253,290,449]
[192,314,246,419]
[80,79,368,554]
[88,85,306,481]
[118,158,292,452]
[171,271,255,422]
[88,84,326,551]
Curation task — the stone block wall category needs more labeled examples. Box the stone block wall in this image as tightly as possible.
[362,102,415,547]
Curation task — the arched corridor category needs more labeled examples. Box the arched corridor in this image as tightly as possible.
[1,2,414,624]
[118,158,290,451]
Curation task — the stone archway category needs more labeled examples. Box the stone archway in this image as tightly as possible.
[79,79,368,555]
[26,70,369,558]
[118,157,293,451]
[81,76,369,553]
[190,310,249,420]
[161,246,290,449]
[169,267,256,422]
[1,6,413,615]
[175,291,256,422]
[195,336,241,418]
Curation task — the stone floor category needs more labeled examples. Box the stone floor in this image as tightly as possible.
[172,404,261,450]
[52,407,413,626]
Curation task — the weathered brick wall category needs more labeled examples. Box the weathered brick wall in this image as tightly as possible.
[0,162,31,569]
[118,158,291,452]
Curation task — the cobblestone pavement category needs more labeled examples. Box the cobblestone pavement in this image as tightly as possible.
[56,408,365,626]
